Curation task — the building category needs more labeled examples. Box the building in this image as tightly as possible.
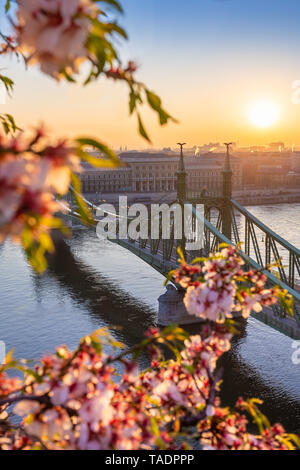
[79,151,242,196]
[80,160,132,194]
[291,151,300,172]
[237,150,295,187]
[256,165,300,188]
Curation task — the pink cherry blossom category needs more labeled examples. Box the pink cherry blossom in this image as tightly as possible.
[16,0,97,79]
[51,385,69,406]
[184,283,235,322]
[0,129,80,245]
[0,249,295,450]
[174,245,280,322]
[78,390,114,426]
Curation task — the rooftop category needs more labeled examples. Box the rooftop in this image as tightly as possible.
[80,151,239,172]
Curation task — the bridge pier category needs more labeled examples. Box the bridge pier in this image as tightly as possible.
[158,285,248,326]
[158,284,204,326]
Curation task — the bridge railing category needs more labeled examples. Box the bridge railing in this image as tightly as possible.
[60,195,300,329]
[187,187,223,200]
[230,199,300,290]
[192,205,300,326]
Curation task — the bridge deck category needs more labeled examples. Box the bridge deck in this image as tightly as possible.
[62,193,300,339]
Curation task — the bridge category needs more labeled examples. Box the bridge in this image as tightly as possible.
[62,143,300,339]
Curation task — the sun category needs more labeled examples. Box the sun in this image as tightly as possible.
[248,100,279,128]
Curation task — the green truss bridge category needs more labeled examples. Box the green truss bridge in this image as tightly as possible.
[63,143,300,339]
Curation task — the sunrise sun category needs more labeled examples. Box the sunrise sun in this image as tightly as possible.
[248,100,279,128]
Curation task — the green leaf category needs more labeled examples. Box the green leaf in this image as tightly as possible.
[0,113,20,135]
[217,242,230,250]
[129,90,137,115]
[85,32,118,72]
[137,113,151,143]
[183,364,195,375]
[277,435,296,450]
[191,257,206,264]
[164,269,175,286]
[224,319,240,335]
[5,349,15,365]
[98,0,123,13]
[42,217,70,235]
[1,119,9,134]
[177,246,185,263]
[26,247,48,274]
[145,89,177,126]
[161,324,189,342]
[277,289,294,317]
[4,114,18,132]
[60,69,76,82]
[77,150,119,168]
[70,172,95,226]
[0,74,14,95]
[150,417,166,449]
[129,88,143,115]
[99,21,128,39]
[243,398,270,434]
[39,232,55,254]
[76,137,120,165]
[288,433,300,449]
[23,368,43,383]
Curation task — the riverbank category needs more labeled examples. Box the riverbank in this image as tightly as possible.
[81,188,300,207]
[233,188,300,206]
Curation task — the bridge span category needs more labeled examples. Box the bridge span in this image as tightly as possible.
[63,143,300,339]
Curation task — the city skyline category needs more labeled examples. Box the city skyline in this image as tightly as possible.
[2,0,300,147]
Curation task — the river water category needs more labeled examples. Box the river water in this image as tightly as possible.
[1,203,300,433]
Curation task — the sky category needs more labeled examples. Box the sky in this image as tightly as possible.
[2,0,300,149]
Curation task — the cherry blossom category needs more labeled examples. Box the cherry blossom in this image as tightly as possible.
[173,246,281,322]
[16,0,97,79]
[0,129,79,243]
[184,282,235,322]
[0,318,297,450]
[0,234,295,450]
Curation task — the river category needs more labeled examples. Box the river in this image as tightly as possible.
[1,203,300,433]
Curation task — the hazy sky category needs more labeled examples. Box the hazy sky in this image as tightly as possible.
[2,0,300,148]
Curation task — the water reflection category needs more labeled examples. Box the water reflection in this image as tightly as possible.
[221,324,300,434]
[48,233,300,434]
[1,204,300,435]
[47,234,156,349]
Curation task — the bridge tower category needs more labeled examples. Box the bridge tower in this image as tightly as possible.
[176,143,187,255]
[176,142,187,203]
[222,142,233,241]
